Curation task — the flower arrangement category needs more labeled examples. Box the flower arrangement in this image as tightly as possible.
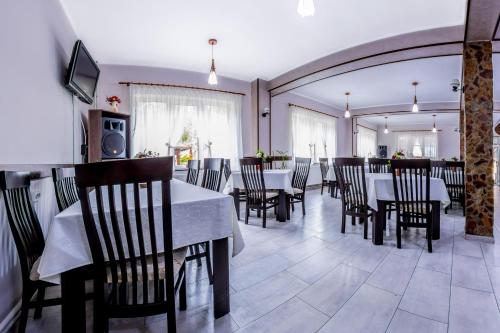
[134,149,159,159]
[391,150,405,160]
[106,96,121,113]
[256,148,270,161]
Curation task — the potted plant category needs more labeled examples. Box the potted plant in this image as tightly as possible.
[389,150,405,176]
[134,149,160,187]
[106,95,121,113]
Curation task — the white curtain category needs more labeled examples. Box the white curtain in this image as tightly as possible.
[130,85,243,167]
[357,126,377,160]
[394,131,438,158]
[290,105,337,162]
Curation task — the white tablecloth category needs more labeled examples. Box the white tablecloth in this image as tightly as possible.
[38,179,244,284]
[223,169,294,195]
[326,169,336,181]
[365,173,451,211]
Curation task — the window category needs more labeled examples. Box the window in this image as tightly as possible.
[290,105,337,162]
[394,131,437,158]
[130,85,243,168]
[356,126,377,160]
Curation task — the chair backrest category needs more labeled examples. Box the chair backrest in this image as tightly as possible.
[0,171,45,285]
[263,161,273,170]
[186,159,200,185]
[368,158,390,173]
[292,157,312,191]
[430,160,446,179]
[391,159,431,221]
[239,158,267,206]
[223,159,231,181]
[319,158,329,181]
[444,161,465,198]
[74,157,174,306]
[334,158,368,208]
[52,167,79,211]
[201,158,224,192]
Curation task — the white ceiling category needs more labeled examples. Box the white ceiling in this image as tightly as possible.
[292,56,463,110]
[361,113,459,127]
[59,0,466,81]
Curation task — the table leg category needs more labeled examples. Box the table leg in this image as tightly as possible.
[432,201,440,240]
[233,187,240,220]
[373,200,386,245]
[277,190,287,222]
[61,269,86,333]
[213,237,230,319]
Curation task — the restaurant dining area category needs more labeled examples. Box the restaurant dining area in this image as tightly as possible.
[1,0,500,332]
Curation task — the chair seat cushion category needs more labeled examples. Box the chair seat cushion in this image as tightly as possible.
[293,188,303,194]
[399,203,432,214]
[106,247,187,283]
[265,191,278,200]
[29,257,41,281]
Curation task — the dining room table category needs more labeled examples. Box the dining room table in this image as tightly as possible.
[37,178,244,333]
[223,169,293,222]
[365,172,451,245]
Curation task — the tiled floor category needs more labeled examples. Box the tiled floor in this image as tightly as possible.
[25,188,500,333]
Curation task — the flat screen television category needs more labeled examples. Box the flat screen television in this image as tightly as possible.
[65,40,100,104]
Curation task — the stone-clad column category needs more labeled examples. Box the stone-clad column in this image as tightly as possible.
[463,41,494,239]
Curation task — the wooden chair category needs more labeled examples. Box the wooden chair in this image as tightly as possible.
[368,158,390,173]
[240,158,279,228]
[186,159,200,186]
[444,161,465,216]
[52,167,79,211]
[319,158,330,195]
[289,157,312,216]
[186,158,223,285]
[430,160,446,179]
[0,171,62,333]
[329,159,339,198]
[391,159,433,252]
[223,159,232,182]
[263,161,273,170]
[74,157,187,333]
[333,158,374,239]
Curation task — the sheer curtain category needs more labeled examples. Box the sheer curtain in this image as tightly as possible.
[394,131,438,158]
[356,126,377,160]
[290,105,337,162]
[130,85,243,167]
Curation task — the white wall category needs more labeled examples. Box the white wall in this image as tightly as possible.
[377,124,460,159]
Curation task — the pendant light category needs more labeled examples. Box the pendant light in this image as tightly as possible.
[411,81,419,113]
[344,92,351,118]
[432,114,437,133]
[208,38,218,85]
[384,116,389,134]
[297,0,315,17]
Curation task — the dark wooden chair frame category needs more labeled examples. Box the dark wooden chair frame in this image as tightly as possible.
[239,158,279,228]
[368,158,396,220]
[334,158,374,239]
[0,171,62,333]
[443,161,465,216]
[430,160,446,179]
[319,158,331,195]
[74,157,186,333]
[52,167,79,211]
[186,159,200,186]
[391,159,434,252]
[289,157,312,216]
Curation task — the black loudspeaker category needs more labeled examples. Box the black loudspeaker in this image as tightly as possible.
[378,145,388,158]
[101,117,127,159]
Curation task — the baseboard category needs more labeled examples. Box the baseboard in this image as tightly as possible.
[464,233,495,243]
[0,301,20,333]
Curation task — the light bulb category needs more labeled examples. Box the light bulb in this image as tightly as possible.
[412,103,419,113]
[297,0,315,17]
[432,126,437,133]
[344,109,351,118]
[208,69,218,85]
[384,128,389,134]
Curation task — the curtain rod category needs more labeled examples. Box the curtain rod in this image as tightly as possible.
[119,81,246,96]
[391,129,443,133]
[288,103,339,118]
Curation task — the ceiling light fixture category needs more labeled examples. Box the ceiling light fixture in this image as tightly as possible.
[432,114,437,133]
[411,81,419,113]
[344,92,351,118]
[297,0,315,17]
[384,116,389,134]
[208,38,218,85]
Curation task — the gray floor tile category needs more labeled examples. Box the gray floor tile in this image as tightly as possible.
[453,236,483,258]
[417,245,452,274]
[367,253,418,295]
[237,297,329,333]
[286,247,347,284]
[278,237,330,264]
[298,264,370,316]
[387,310,447,333]
[399,267,451,323]
[343,242,391,272]
[452,254,492,292]
[318,284,400,333]
[448,286,500,333]
[481,242,500,267]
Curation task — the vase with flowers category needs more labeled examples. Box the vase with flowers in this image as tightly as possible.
[389,150,405,176]
[106,96,121,113]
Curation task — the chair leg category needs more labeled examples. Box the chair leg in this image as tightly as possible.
[257,210,261,218]
[396,223,402,249]
[179,265,187,311]
[341,209,346,234]
[167,296,177,333]
[33,286,46,319]
[444,205,448,214]
[204,241,213,284]
[262,209,267,228]
[301,197,306,216]
[194,244,202,267]
[245,207,249,224]
[291,202,295,212]
[351,215,356,225]
[286,198,290,220]
[17,295,30,333]
[321,183,324,195]
[363,214,368,239]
